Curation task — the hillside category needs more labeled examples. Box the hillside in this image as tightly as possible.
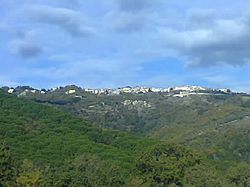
[0,88,250,186]
[1,89,166,161]
[0,90,155,186]
[8,86,250,164]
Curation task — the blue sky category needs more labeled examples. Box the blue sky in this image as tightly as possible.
[1,0,250,91]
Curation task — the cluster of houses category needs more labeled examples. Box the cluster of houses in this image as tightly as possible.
[82,86,231,97]
[1,85,234,98]
[82,86,199,95]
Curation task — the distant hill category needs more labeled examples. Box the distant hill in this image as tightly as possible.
[2,85,250,163]
[0,87,250,186]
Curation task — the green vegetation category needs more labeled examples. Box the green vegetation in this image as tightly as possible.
[0,90,249,186]
[22,89,250,164]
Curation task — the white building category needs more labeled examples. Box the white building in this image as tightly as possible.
[8,88,14,94]
[66,89,76,94]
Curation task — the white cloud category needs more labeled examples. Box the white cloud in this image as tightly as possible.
[158,14,250,67]
[24,5,95,37]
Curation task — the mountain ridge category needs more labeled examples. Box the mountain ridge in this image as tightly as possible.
[1,85,247,97]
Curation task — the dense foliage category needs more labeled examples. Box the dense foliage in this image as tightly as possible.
[22,88,250,164]
[0,90,249,186]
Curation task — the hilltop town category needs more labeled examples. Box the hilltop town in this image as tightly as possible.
[1,85,244,98]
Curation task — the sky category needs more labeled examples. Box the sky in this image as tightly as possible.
[1,0,250,92]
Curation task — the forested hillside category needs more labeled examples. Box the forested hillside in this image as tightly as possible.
[0,90,250,186]
[17,86,250,165]
[0,90,154,186]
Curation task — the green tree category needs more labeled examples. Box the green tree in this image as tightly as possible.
[54,155,126,187]
[227,163,250,187]
[0,142,16,186]
[184,164,227,187]
[16,159,44,187]
[135,143,202,186]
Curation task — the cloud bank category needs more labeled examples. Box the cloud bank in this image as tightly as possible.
[159,12,250,67]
